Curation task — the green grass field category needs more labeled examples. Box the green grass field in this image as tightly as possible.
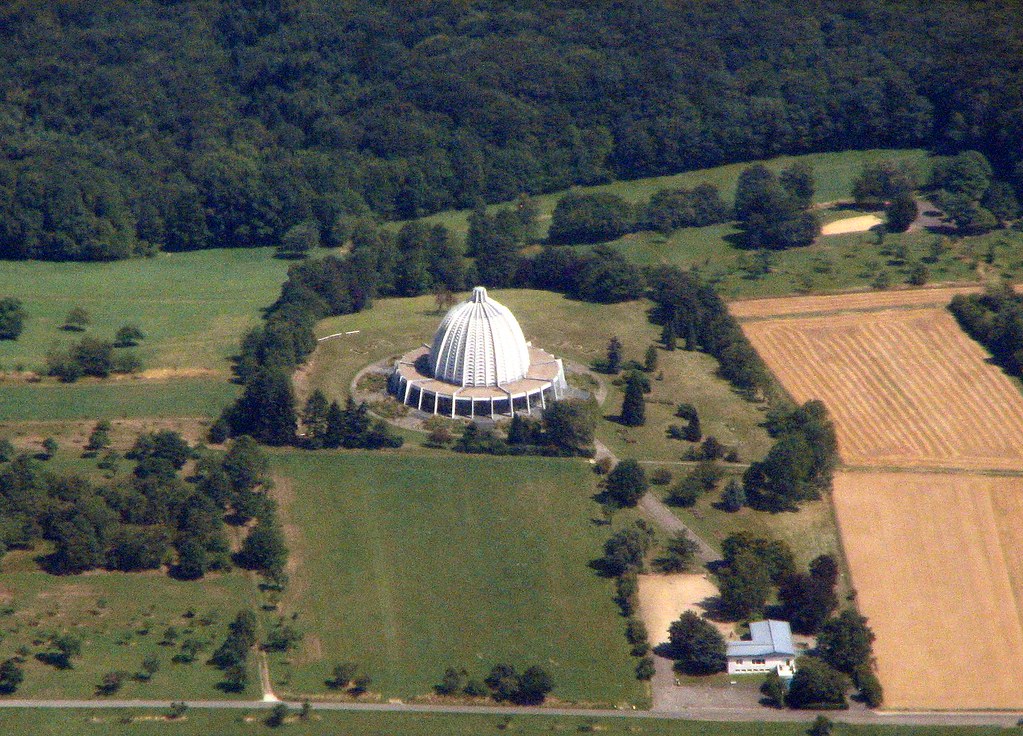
[0,248,290,374]
[0,379,238,422]
[268,451,644,705]
[0,562,258,700]
[305,290,773,463]
[0,709,1010,736]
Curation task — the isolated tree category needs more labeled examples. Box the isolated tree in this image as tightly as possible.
[760,670,786,708]
[0,298,26,340]
[817,609,875,674]
[266,703,289,727]
[237,516,288,576]
[42,437,59,459]
[620,374,646,426]
[809,554,839,588]
[49,634,83,669]
[654,531,700,573]
[606,336,623,373]
[64,306,90,331]
[720,478,746,512]
[809,715,834,736]
[604,459,648,508]
[636,656,655,681]
[643,345,658,372]
[662,320,677,351]
[600,527,650,576]
[328,662,359,690]
[885,192,917,232]
[114,324,145,347]
[0,659,24,694]
[667,611,727,675]
[140,653,160,681]
[717,550,771,619]
[516,666,554,705]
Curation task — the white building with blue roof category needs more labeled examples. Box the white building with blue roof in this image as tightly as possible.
[726,619,796,676]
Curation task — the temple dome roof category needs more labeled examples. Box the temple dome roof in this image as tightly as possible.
[429,287,531,387]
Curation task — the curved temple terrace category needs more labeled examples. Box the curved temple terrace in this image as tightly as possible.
[390,287,568,418]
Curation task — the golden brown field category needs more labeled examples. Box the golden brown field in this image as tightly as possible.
[729,284,983,320]
[833,471,1023,710]
[743,307,1023,470]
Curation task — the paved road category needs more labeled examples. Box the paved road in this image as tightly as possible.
[2,698,1023,727]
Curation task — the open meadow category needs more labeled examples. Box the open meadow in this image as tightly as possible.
[833,471,1023,710]
[0,248,289,375]
[0,563,257,700]
[741,303,1023,470]
[267,451,645,705]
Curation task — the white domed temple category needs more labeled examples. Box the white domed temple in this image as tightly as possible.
[390,287,568,418]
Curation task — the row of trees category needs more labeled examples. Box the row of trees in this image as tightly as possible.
[447,400,597,458]
[435,664,553,705]
[949,283,1023,377]
[3,1,1023,260]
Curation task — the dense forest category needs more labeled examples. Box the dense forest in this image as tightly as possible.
[0,0,1021,260]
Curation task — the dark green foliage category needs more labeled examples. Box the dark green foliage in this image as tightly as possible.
[84,421,111,455]
[542,399,596,456]
[128,430,192,469]
[760,670,785,708]
[983,181,1020,224]
[226,369,297,446]
[606,337,623,374]
[548,193,634,245]
[603,459,648,508]
[0,298,26,340]
[931,151,993,200]
[735,164,820,250]
[210,610,257,672]
[654,531,700,573]
[0,658,24,694]
[0,438,13,462]
[644,184,730,233]
[105,526,169,571]
[598,524,653,577]
[778,572,838,635]
[264,619,303,653]
[786,657,850,710]
[614,573,639,617]
[237,514,289,577]
[266,703,289,728]
[482,663,553,705]
[817,609,876,675]
[435,667,468,696]
[454,424,509,455]
[854,665,884,708]
[667,611,727,675]
[720,478,746,512]
[114,324,145,347]
[208,418,229,444]
[643,345,658,372]
[885,192,917,232]
[950,285,1023,377]
[744,401,837,512]
[635,656,655,681]
[809,715,834,736]
[620,374,646,427]
[64,307,91,332]
[278,220,320,259]
[523,244,644,303]
[666,461,722,507]
[721,533,796,584]
[326,662,359,690]
[717,550,772,619]
[852,160,916,209]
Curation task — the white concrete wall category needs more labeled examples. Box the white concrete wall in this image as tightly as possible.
[726,655,793,675]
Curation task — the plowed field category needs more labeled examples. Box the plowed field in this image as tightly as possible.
[833,471,1023,710]
[743,308,1023,470]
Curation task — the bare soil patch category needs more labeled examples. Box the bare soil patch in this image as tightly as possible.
[636,574,734,646]
[743,307,1023,470]
[833,471,1023,710]
[820,214,883,235]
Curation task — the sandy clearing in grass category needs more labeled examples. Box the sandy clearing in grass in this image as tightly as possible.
[637,574,733,646]
[833,471,1023,709]
[820,214,883,235]
[742,307,1023,470]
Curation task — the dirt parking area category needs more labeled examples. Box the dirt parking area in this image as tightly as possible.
[637,574,734,645]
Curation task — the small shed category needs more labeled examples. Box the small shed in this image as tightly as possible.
[726,619,796,676]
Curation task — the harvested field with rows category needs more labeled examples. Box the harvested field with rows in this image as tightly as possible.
[833,471,1023,710]
[742,307,1023,470]
[729,284,985,320]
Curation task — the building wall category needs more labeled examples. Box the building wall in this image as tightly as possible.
[726,655,793,675]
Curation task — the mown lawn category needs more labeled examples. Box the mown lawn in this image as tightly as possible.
[268,451,645,705]
[304,290,772,463]
[0,563,258,700]
[0,247,290,374]
[0,709,1011,736]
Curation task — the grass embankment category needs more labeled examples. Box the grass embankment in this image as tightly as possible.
[305,290,773,464]
[0,563,257,700]
[0,709,1011,736]
[0,247,289,374]
[268,451,644,705]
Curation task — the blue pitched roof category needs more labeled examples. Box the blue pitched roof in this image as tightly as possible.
[726,620,795,658]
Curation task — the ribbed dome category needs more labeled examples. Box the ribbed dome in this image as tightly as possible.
[430,287,531,387]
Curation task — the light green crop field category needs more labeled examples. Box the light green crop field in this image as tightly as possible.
[268,451,645,705]
[0,709,1008,736]
[305,290,772,463]
[0,247,290,374]
[392,149,934,240]
[0,561,257,700]
[0,378,239,422]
